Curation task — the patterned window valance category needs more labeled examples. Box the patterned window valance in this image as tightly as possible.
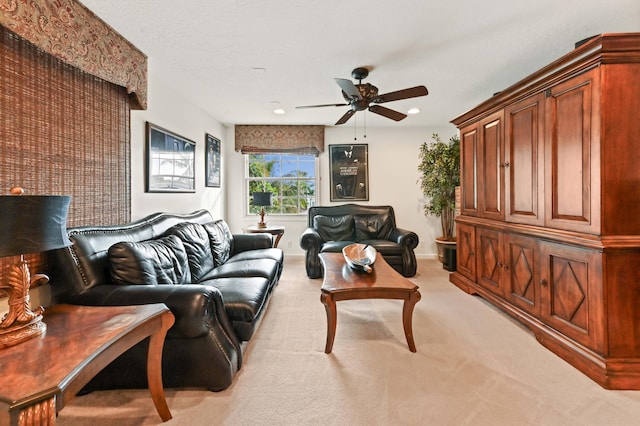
[0,0,147,109]
[235,125,325,156]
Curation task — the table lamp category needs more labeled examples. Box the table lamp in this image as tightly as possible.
[253,191,273,229]
[0,187,72,348]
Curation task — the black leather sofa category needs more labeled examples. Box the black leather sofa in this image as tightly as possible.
[50,210,283,391]
[300,204,419,278]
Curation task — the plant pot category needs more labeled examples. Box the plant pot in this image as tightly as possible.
[435,237,457,263]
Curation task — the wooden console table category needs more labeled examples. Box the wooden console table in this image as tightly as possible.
[0,303,175,425]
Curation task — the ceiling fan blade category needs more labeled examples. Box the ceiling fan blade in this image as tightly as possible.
[335,78,362,100]
[296,103,348,109]
[335,109,356,125]
[375,86,429,103]
[368,105,407,121]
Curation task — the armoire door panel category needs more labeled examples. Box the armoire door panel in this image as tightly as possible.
[460,127,479,216]
[505,95,544,225]
[545,69,600,234]
[539,242,603,351]
[480,114,504,220]
[504,234,539,315]
[476,228,503,296]
[456,223,476,281]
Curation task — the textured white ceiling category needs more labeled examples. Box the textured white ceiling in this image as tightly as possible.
[80,0,639,128]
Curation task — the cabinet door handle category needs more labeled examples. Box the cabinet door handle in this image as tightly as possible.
[500,161,510,168]
[540,278,548,287]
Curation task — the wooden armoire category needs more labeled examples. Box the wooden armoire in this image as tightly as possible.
[449,33,640,389]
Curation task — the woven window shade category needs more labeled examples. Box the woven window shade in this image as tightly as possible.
[235,125,325,156]
[0,0,147,109]
[0,27,131,293]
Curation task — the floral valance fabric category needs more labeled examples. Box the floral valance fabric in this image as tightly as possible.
[0,0,147,109]
[235,125,325,155]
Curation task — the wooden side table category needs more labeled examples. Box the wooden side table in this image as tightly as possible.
[0,303,174,425]
[245,224,285,248]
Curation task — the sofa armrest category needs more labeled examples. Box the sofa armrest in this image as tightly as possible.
[232,233,273,253]
[300,227,323,250]
[389,227,419,249]
[300,228,324,278]
[61,284,236,341]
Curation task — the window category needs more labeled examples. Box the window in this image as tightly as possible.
[246,153,317,215]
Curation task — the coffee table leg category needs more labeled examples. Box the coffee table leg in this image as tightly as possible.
[402,290,422,353]
[147,312,174,422]
[320,292,337,353]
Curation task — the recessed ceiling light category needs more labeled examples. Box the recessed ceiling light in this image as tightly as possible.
[407,108,420,115]
[273,108,286,115]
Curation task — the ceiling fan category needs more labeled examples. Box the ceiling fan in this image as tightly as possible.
[296,67,428,125]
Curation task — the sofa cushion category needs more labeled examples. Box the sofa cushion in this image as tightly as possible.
[202,258,279,289]
[226,247,284,265]
[357,239,404,255]
[354,214,393,241]
[203,220,234,266]
[313,214,354,242]
[165,222,215,282]
[108,235,191,285]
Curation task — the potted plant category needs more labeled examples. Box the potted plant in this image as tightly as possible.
[417,133,460,263]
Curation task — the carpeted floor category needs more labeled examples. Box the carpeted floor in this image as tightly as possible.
[58,256,640,425]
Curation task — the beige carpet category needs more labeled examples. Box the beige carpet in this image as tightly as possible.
[58,257,640,426]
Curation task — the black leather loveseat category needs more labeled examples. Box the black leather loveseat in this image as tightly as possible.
[300,204,418,278]
[50,210,283,391]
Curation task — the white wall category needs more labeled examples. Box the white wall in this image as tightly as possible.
[128,68,227,221]
[225,124,457,258]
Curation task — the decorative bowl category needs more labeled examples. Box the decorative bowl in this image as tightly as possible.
[342,243,377,273]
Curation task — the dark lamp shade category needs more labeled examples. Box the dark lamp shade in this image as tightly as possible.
[253,192,273,207]
[0,195,72,257]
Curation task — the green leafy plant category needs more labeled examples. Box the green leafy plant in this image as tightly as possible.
[417,133,460,241]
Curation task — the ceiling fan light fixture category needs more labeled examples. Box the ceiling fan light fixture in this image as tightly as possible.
[407,108,421,115]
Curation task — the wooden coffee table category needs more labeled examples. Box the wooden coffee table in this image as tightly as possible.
[319,252,421,353]
[0,303,174,425]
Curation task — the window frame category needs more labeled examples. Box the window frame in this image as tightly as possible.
[244,153,319,216]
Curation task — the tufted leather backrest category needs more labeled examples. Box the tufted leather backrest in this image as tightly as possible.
[50,210,214,299]
[308,204,396,229]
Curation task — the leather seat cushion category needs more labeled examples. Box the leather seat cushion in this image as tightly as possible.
[201,258,279,283]
[359,239,404,255]
[201,277,270,323]
[320,240,353,253]
[320,240,403,256]
[227,248,284,265]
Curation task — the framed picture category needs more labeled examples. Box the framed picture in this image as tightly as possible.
[329,144,369,201]
[145,122,196,192]
[205,133,221,188]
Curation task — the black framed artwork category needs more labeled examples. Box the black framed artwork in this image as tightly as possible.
[329,144,369,201]
[205,133,221,188]
[145,122,196,192]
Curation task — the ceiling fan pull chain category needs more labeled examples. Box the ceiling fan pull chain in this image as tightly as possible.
[354,113,357,140]
[363,111,367,138]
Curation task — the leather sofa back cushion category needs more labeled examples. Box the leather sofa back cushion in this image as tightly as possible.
[354,214,393,240]
[203,220,234,266]
[165,222,215,282]
[313,215,354,242]
[108,235,191,285]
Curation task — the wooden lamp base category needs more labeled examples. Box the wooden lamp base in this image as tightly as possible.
[257,207,267,228]
[0,257,47,349]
